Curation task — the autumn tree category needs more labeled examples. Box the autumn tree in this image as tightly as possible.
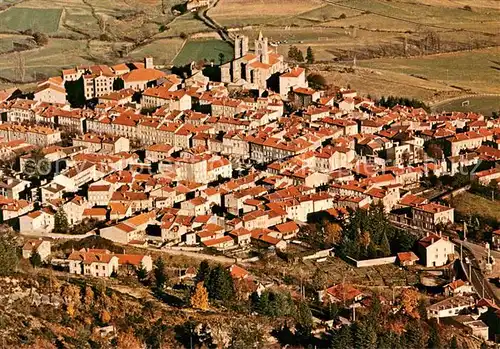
[191,282,209,310]
[116,330,143,349]
[359,231,371,251]
[324,221,342,245]
[400,288,420,319]
[101,309,111,324]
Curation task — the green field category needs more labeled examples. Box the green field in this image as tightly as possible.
[0,7,63,33]
[173,39,233,66]
[452,192,500,222]
[433,96,500,116]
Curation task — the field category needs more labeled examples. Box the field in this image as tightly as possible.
[0,7,62,33]
[433,96,500,116]
[451,192,500,222]
[173,39,233,66]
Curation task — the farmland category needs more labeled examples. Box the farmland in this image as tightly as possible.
[0,7,62,33]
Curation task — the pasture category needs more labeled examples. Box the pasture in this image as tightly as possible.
[173,39,233,66]
[433,96,500,117]
[0,7,63,33]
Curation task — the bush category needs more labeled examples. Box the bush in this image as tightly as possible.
[339,13,347,19]
[307,73,327,89]
[33,32,49,46]
[179,32,188,40]
[463,5,472,11]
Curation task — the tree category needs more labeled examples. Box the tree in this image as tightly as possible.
[33,32,49,46]
[206,264,234,302]
[196,260,211,284]
[30,251,42,268]
[427,143,444,160]
[306,46,315,64]
[65,77,86,108]
[353,321,377,349]
[0,228,18,276]
[427,320,443,349]
[53,208,69,234]
[404,320,424,349]
[218,52,225,65]
[100,309,111,324]
[135,262,148,283]
[379,232,391,257]
[190,282,209,310]
[288,45,304,62]
[450,336,460,349]
[230,320,265,349]
[324,222,342,245]
[311,269,329,292]
[359,231,371,251]
[113,78,124,91]
[307,73,327,90]
[331,325,352,349]
[153,257,168,289]
[400,288,420,319]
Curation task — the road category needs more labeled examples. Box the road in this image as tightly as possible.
[455,240,500,304]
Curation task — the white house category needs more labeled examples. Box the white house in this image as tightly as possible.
[418,233,455,267]
[19,209,55,234]
[22,239,51,261]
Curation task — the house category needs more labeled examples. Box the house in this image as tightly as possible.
[426,296,475,319]
[228,264,249,279]
[34,82,67,104]
[418,233,455,267]
[19,209,55,234]
[319,284,363,304]
[202,235,235,250]
[279,67,307,98]
[68,249,119,277]
[122,65,166,91]
[397,251,419,267]
[451,315,489,341]
[443,279,474,296]
[22,239,51,261]
[228,227,252,246]
[412,203,454,231]
[0,177,29,200]
[117,254,153,272]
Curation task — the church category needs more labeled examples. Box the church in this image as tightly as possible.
[221,32,288,91]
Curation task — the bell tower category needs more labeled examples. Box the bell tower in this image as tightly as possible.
[254,31,269,64]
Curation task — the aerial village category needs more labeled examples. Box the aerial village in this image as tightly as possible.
[1,31,500,347]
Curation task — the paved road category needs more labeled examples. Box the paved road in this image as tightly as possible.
[455,240,500,304]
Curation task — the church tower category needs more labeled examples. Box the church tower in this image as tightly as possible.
[254,31,269,64]
[234,35,249,59]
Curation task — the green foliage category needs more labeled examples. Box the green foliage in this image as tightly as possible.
[205,264,234,302]
[306,46,315,64]
[288,45,304,62]
[53,208,69,234]
[113,78,124,91]
[65,77,86,108]
[307,73,327,90]
[229,320,265,349]
[378,95,429,112]
[427,320,443,349]
[450,336,460,349]
[153,257,168,289]
[330,325,353,349]
[30,251,43,268]
[196,260,211,283]
[353,321,377,349]
[404,320,425,349]
[136,263,149,284]
[338,204,416,260]
[251,290,295,317]
[0,229,18,276]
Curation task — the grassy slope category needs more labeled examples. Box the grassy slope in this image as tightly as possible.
[451,192,500,221]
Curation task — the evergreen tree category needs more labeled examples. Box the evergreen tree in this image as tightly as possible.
[294,301,313,345]
[380,232,391,257]
[353,321,377,349]
[306,46,315,64]
[0,230,18,276]
[404,320,424,349]
[113,78,124,91]
[331,325,352,349]
[450,336,460,349]
[65,77,86,108]
[427,320,443,349]
[135,262,148,283]
[206,264,234,302]
[196,260,211,283]
[29,251,42,268]
[53,208,69,234]
[153,257,168,289]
